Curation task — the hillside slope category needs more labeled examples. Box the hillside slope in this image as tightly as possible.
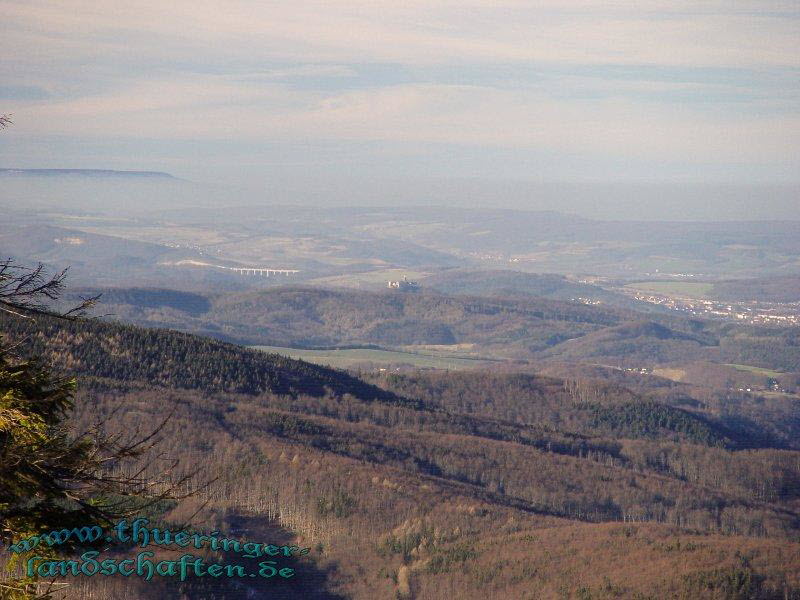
[59,284,800,373]
[422,269,641,308]
[0,312,403,401]
[3,313,800,598]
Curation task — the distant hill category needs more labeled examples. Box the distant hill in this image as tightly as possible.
[84,287,212,315]
[0,225,255,290]
[0,168,177,178]
[423,269,640,307]
[711,275,800,303]
[60,284,800,373]
[540,320,716,364]
[69,285,626,354]
[0,169,225,216]
[0,224,171,263]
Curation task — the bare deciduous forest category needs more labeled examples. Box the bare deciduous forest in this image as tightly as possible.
[2,310,799,598]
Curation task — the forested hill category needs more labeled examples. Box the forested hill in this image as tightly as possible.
[421,269,640,308]
[0,312,404,402]
[0,309,751,448]
[4,304,800,596]
[66,285,711,353]
[65,285,800,370]
[711,275,800,303]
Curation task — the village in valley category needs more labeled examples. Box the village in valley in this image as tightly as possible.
[621,289,800,326]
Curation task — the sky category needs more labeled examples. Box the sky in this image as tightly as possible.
[1,1,799,194]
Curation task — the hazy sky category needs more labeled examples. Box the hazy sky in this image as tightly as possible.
[1,1,799,187]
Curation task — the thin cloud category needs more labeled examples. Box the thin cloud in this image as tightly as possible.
[1,0,798,181]
[4,1,798,68]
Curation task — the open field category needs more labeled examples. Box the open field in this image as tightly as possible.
[399,343,479,355]
[725,363,784,377]
[250,344,493,369]
[624,280,715,297]
[652,367,687,382]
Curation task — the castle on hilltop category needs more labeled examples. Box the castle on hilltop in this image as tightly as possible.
[387,275,420,291]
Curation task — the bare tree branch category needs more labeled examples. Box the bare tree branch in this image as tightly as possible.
[0,259,101,320]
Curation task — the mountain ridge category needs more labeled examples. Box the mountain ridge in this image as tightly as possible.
[0,168,178,179]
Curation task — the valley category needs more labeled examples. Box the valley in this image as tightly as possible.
[2,175,800,598]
